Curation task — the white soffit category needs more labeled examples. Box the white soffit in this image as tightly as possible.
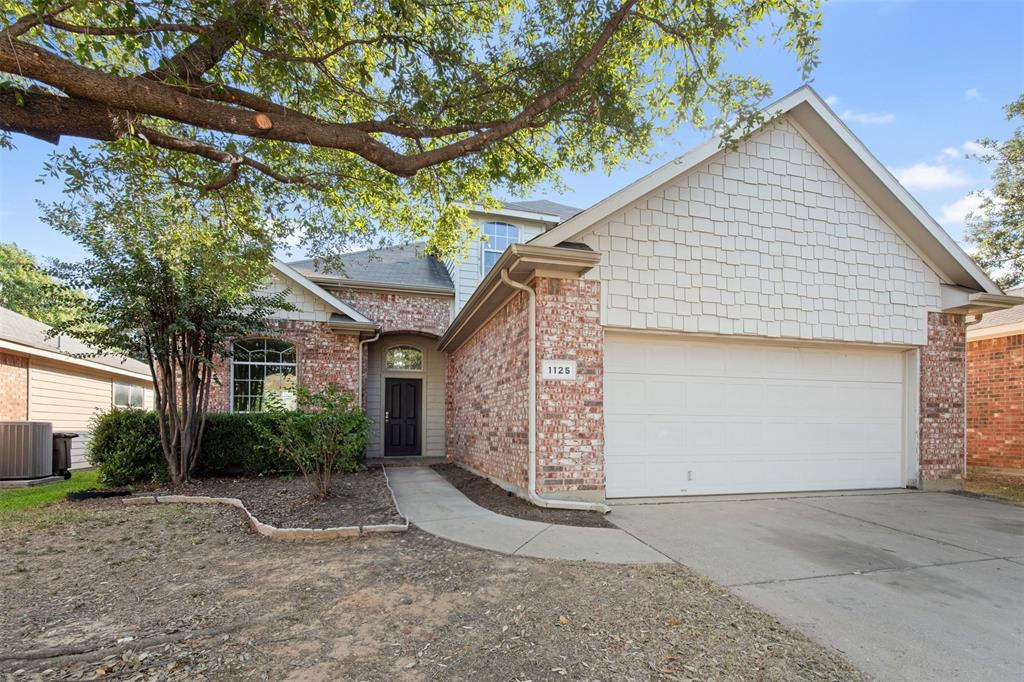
[532,86,1002,295]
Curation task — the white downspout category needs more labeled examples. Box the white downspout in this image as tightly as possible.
[500,269,611,514]
[357,329,381,409]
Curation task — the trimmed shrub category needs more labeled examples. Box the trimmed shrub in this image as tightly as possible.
[258,386,371,498]
[87,409,331,485]
[88,409,165,485]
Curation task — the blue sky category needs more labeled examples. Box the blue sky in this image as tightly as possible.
[1,0,1022,264]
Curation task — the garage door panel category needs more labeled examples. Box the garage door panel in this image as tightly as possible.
[604,334,907,498]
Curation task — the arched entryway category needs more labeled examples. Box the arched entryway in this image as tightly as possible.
[365,333,446,458]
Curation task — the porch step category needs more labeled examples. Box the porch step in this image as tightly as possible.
[365,456,447,468]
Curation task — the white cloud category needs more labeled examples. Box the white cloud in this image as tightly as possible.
[938,193,984,228]
[961,140,987,156]
[840,109,895,125]
[894,163,970,190]
[964,88,980,100]
[824,95,839,107]
[939,147,960,160]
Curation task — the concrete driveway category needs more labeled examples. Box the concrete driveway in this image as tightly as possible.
[609,491,1024,682]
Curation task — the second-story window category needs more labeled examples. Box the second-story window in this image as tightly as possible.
[482,222,520,275]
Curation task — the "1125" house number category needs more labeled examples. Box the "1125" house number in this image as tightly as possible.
[542,360,577,380]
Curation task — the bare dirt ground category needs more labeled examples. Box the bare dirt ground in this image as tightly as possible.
[961,467,1024,506]
[433,464,613,528]
[137,469,403,528]
[1,502,867,681]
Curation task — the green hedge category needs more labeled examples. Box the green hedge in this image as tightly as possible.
[88,409,305,485]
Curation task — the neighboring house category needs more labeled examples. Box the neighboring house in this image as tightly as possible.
[209,86,1021,501]
[0,307,154,468]
[966,287,1023,469]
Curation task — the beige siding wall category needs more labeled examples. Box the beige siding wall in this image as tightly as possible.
[366,334,446,457]
[28,359,152,469]
[259,272,336,322]
[575,119,944,346]
[450,215,548,313]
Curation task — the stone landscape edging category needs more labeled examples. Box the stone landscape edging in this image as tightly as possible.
[122,474,410,542]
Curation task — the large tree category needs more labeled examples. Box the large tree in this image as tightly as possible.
[0,241,89,326]
[965,94,1023,290]
[1,0,821,258]
[43,148,289,484]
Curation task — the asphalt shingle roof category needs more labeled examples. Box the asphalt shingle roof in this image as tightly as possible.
[971,287,1024,330]
[288,244,455,292]
[502,199,582,221]
[0,307,151,375]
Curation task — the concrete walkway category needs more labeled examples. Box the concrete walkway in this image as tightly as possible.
[386,467,670,564]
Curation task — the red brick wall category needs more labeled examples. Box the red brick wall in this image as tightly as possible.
[0,352,29,420]
[446,289,530,489]
[446,276,606,499]
[967,333,1023,469]
[919,312,967,481]
[210,320,361,412]
[331,288,452,337]
[534,277,605,496]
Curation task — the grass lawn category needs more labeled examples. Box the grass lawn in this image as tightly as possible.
[963,467,1024,506]
[0,469,101,527]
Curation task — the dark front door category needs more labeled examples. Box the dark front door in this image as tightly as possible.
[384,378,421,457]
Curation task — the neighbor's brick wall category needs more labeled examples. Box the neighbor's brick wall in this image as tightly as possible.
[446,290,530,490]
[209,320,360,412]
[967,333,1023,469]
[0,351,29,420]
[331,288,452,337]
[534,277,605,495]
[919,312,967,481]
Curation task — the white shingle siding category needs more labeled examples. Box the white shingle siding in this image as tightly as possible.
[259,273,335,322]
[577,120,943,346]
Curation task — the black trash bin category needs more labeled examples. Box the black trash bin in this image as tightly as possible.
[52,432,78,479]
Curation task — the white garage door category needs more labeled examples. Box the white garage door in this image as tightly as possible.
[604,333,907,498]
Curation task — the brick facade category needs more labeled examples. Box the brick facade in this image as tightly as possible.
[967,333,1023,469]
[332,288,452,337]
[446,276,606,500]
[0,351,29,420]
[446,290,530,490]
[919,312,967,482]
[210,320,361,412]
[534,277,605,496]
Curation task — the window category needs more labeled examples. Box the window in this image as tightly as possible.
[114,382,145,408]
[482,222,520,274]
[385,346,423,371]
[231,338,297,412]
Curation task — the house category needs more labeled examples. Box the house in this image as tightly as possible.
[209,86,1021,501]
[966,287,1023,469]
[0,307,154,468]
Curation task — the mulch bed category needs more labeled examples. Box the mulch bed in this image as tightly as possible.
[134,468,404,528]
[433,463,613,528]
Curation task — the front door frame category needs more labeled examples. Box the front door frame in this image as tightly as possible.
[384,377,423,457]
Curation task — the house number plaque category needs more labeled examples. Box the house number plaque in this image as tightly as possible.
[542,359,577,380]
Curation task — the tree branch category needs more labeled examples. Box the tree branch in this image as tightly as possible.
[43,18,207,36]
[0,0,638,177]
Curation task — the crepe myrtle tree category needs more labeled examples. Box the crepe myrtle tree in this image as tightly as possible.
[43,147,291,484]
[1,0,821,261]
[965,94,1023,290]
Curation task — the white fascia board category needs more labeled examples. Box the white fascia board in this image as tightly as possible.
[0,339,153,382]
[532,85,1000,295]
[271,260,373,324]
[466,205,562,224]
[967,320,1024,341]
